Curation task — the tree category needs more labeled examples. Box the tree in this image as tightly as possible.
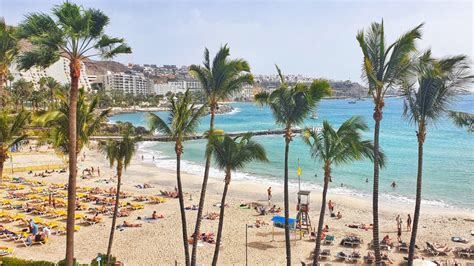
[448,111,474,132]
[189,44,254,265]
[0,110,30,180]
[39,76,61,102]
[0,19,19,107]
[302,116,385,265]
[17,3,131,263]
[10,79,34,110]
[98,125,138,261]
[402,51,472,264]
[206,133,268,266]
[255,65,331,265]
[37,88,110,156]
[148,90,206,266]
[356,21,423,263]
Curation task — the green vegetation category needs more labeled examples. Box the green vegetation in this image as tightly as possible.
[449,110,474,132]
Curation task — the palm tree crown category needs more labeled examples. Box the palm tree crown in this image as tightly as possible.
[402,51,473,129]
[255,65,331,129]
[207,133,268,173]
[303,116,385,167]
[0,18,19,103]
[37,88,110,155]
[100,125,138,171]
[17,2,131,69]
[448,111,474,132]
[189,44,254,110]
[0,110,30,178]
[148,89,206,148]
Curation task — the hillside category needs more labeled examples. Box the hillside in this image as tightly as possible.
[83,59,129,75]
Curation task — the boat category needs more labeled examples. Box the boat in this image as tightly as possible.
[310,112,318,120]
[348,100,357,104]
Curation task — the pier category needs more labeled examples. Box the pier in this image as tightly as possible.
[89,128,304,142]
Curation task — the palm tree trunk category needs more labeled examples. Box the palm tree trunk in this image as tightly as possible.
[372,99,383,264]
[212,172,231,266]
[65,58,81,266]
[191,103,216,266]
[284,131,291,266]
[408,128,425,264]
[107,162,122,259]
[0,156,4,182]
[0,72,5,107]
[176,151,190,265]
[312,164,330,265]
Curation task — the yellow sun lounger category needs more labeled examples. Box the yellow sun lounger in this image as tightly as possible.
[0,246,14,256]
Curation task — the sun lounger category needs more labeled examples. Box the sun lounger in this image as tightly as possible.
[323,235,335,245]
[336,251,348,260]
[318,249,331,260]
[23,236,47,247]
[0,247,14,256]
[454,247,473,258]
[426,242,451,256]
[341,236,362,247]
[398,241,409,252]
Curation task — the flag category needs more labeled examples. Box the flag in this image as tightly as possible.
[297,165,301,177]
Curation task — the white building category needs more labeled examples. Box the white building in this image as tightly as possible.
[9,57,91,90]
[104,72,153,95]
[154,80,203,96]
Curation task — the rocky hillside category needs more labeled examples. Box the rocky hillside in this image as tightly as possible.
[83,59,129,75]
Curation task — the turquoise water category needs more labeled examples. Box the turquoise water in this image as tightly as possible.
[109,95,474,210]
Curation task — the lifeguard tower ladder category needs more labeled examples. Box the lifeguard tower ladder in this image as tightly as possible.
[296,190,312,234]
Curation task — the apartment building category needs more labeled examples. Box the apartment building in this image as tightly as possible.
[104,72,153,95]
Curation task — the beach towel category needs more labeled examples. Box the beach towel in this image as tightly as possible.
[451,237,468,243]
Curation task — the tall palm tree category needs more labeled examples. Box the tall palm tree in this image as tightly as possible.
[148,90,207,266]
[37,88,110,156]
[99,125,138,261]
[206,133,268,266]
[356,21,423,263]
[39,77,61,103]
[0,110,30,180]
[255,65,331,265]
[0,19,19,107]
[189,44,253,265]
[448,111,474,132]
[302,116,385,265]
[17,3,131,263]
[402,51,472,264]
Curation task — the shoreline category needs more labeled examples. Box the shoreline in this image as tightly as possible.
[138,142,473,214]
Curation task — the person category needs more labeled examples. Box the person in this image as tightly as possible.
[382,235,393,247]
[397,225,402,242]
[141,155,144,160]
[407,214,412,232]
[97,166,100,177]
[336,211,342,219]
[267,187,272,205]
[123,221,142,227]
[328,200,334,213]
[152,156,155,161]
[391,181,397,188]
[324,225,329,232]
[365,178,369,183]
[396,215,401,228]
[29,219,39,235]
[152,211,163,219]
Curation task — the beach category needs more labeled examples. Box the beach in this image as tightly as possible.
[1,145,473,265]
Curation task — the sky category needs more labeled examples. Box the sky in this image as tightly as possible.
[1,0,473,83]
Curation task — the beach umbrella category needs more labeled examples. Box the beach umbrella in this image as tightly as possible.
[413,259,436,266]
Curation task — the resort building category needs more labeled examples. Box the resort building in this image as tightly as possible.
[154,80,203,96]
[9,57,91,90]
[103,71,153,95]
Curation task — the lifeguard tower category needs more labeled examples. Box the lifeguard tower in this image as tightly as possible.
[296,190,312,234]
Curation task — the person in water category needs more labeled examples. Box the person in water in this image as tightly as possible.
[391,181,397,188]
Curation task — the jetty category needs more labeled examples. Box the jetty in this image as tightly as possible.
[89,128,305,142]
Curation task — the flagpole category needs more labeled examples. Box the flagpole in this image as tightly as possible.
[297,158,300,191]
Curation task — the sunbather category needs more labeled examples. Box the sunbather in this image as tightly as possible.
[382,235,393,247]
[122,221,142,227]
[152,211,164,219]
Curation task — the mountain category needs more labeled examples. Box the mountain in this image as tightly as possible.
[83,59,129,75]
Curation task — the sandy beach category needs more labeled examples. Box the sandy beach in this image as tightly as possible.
[1,144,473,265]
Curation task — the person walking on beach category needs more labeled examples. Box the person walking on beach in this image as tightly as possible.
[397,225,402,242]
[267,187,272,205]
[407,214,412,232]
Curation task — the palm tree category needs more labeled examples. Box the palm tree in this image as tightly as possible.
[356,21,423,263]
[148,90,207,266]
[10,79,34,110]
[39,77,61,103]
[0,19,19,107]
[99,125,138,261]
[206,133,268,265]
[37,88,110,156]
[302,116,385,265]
[448,111,474,132]
[189,44,254,265]
[17,3,131,263]
[402,51,472,264]
[0,110,30,180]
[255,65,331,265]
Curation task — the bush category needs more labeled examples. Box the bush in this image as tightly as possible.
[0,257,55,266]
[57,258,87,266]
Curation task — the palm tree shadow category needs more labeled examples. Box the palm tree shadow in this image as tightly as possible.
[247,241,278,250]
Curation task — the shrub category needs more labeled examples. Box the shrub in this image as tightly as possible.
[0,257,55,266]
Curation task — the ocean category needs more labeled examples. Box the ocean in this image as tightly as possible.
[109,95,474,210]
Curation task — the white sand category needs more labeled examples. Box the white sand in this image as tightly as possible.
[1,145,473,265]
